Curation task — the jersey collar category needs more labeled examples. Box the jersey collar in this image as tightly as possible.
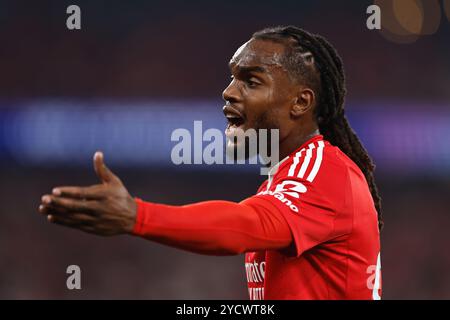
[267,134,324,178]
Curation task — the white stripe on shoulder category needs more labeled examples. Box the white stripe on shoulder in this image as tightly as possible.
[306,140,325,182]
[287,148,305,177]
[297,143,316,178]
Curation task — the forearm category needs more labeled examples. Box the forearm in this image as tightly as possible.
[132,198,292,255]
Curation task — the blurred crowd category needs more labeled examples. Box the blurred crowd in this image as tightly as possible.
[0,0,449,299]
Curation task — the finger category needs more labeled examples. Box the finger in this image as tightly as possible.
[39,201,72,215]
[40,201,73,219]
[93,151,120,184]
[39,204,57,215]
[48,214,98,234]
[42,205,96,223]
[52,185,105,200]
[41,194,98,214]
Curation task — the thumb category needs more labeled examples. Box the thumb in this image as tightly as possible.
[93,151,119,184]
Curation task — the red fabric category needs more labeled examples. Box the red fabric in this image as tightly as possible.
[242,135,381,300]
[132,134,382,300]
[133,199,292,256]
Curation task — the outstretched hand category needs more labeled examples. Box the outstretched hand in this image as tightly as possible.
[39,152,137,236]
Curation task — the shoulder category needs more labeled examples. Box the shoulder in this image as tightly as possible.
[276,139,356,184]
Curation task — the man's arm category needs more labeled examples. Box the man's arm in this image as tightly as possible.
[39,152,292,255]
[132,198,292,255]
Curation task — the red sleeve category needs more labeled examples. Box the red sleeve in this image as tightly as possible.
[132,198,292,256]
[243,146,353,257]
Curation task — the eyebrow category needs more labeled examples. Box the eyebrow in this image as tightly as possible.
[229,64,267,74]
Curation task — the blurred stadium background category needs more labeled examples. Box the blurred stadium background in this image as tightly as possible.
[0,0,449,299]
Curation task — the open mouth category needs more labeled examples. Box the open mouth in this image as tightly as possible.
[225,114,245,128]
[223,105,245,136]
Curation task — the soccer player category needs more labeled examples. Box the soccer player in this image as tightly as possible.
[39,26,382,300]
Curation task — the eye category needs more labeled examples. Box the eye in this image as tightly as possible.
[246,78,260,87]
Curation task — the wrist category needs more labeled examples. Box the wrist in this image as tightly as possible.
[130,197,147,235]
[122,196,138,234]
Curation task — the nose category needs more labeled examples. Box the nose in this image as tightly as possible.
[222,79,241,104]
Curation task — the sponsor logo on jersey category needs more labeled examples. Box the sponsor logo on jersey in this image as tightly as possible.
[258,180,307,213]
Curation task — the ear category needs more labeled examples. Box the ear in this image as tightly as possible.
[291,88,315,117]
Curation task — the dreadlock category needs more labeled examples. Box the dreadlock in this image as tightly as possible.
[253,26,383,231]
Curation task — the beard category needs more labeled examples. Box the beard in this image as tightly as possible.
[226,110,280,162]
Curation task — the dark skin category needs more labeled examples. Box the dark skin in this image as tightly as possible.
[39,151,137,235]
[39,38,319,235]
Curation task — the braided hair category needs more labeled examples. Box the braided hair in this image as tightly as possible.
[253,26,383,231]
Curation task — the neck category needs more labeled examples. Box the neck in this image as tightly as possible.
[278,127,320,161]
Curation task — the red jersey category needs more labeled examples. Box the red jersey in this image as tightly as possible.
[241,134,382,300]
